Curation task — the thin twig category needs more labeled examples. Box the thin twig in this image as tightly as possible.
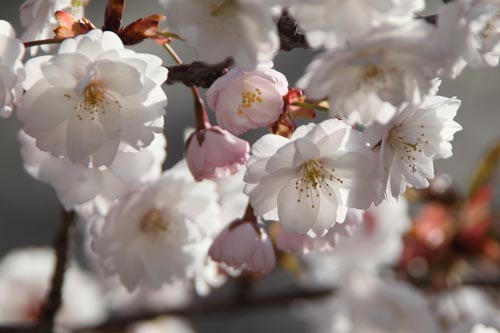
[37,209,75,333]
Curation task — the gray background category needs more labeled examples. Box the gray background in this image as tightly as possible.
[0,1,499,332]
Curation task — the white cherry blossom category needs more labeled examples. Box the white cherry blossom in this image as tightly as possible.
[159,0,279,69]
[206,62,288,135]
[20,0,87,55]
[92,163,221,291]
[0,248,105,328]
[285,0,425,48]
[437,0,500,78]
[244,119,376,237]
[0,21,25,118]
[19,130,166,220]
[18,29,168,167]
[298,21,438,126]
[365,95,462,201]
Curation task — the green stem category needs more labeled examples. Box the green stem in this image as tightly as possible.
[292,101,329,112]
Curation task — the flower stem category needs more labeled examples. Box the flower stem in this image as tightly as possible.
[292,101,329,112]
[24,38,65,48]
[163,42,210,130]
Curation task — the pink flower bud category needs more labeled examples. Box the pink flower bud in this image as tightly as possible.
[208,220,276,274]
[206,62,289,135]
[185,126,249,181]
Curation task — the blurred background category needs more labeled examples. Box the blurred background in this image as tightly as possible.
[0,1,499,332]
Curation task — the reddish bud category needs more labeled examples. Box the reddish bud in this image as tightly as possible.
[54,11,95,39]
[118,14,167,45]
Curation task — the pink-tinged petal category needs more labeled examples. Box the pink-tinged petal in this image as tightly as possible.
[277,180,319,234]
[66,116,105,165]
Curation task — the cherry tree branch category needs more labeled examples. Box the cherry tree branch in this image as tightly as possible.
[74,287,334,333]
[37,209,76,333]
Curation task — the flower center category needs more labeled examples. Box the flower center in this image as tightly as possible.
[67,82,122,121]
[139,208,167,235]
[479,8,500,43]
[209,0,234,16]
[295,160,343,208]
[237,87,263,115]
[388,125,429,173]
[363,65,385,80]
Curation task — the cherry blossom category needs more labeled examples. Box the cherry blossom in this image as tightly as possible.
[209,220,276,274]
[206,62,288,135]
[19,131,166,220]
[298,21,438,126]
[0,21,25,118]
[0,248,105,328]
[159,0,279,69]
[285,0,425,48]
[365,95,462,201]
[185,126,249,181]
[437,0,500,78]
[131,316,196,333]
[245,119,376,237]
[304,273,439,333]
[471,324,500,333]
[18,29,168,167]
[303,199,410,286]
[276,209,363,255]
[20,0,87,55]
[92,163,221,291]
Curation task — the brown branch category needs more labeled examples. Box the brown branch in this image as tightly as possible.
[278,11,309,51]
[165,58,234,88]
[37,209,75,333]
[74,287,334,333]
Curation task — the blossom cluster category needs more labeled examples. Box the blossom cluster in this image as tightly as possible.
[0,0,500,331]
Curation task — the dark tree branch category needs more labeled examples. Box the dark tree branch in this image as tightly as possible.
[165,58,234,88]
[74,287,334,333]
[37,209,75,333]
[278,11,309,51]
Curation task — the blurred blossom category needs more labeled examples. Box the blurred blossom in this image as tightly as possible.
[471,324,500,333]
[159,0,279,70]
[276,209,363,255]
[18,29,168,167]
[92,161,223,291]
[285,0,425,48]
[432,287,500,333]
[245,119,376,237]
[437,0,500,78]
[206,62,288,135]
[19,131,166,221]
[298,21,438,126]
[0,248,106,329]
[301,272,439,333]
[130,316,196,333]
[20,0,87,54]
[0,21,25,118]
[303,199,410,286]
